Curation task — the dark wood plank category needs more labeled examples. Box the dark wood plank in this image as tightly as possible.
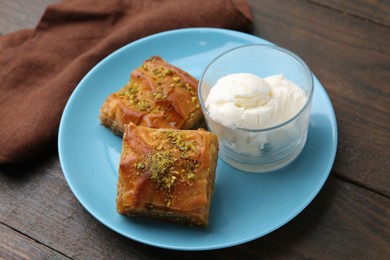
[1,0,388,196]
[0,0,58,35]
[0,153,153,259]
[310,0,390,27]
[1,0,389,259]
[248,0,390,197]
[0,223,69,260]
[1,154,389,259]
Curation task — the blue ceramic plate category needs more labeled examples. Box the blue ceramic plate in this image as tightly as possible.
[58,28,337,250]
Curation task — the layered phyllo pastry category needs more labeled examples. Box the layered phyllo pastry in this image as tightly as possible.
[116,123,219,227]
[99,56,204,135]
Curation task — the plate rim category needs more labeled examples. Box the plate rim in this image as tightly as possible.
[58,27,338,250]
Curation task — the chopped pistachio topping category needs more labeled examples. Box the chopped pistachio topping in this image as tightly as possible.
[172,76,180,82]
[135,151,177,197]
[166,130,198,153]
[136,163,145,170]
[141,64,148,71]
[136,100,150,111]
[152,66,174,79]
[133,129,202,207]
[187,172,196,180]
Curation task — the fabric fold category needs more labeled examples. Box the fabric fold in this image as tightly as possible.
[0,0,252,164]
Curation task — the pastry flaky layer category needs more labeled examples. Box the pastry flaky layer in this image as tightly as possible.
[99,56,205,136]
[117,123,219,227]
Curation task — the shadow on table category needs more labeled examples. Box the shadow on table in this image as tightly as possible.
[0,142,59,181]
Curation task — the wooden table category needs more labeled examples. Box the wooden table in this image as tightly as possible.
[1,0,389,259]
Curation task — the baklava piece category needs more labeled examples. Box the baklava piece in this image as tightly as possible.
[99,56,204,135]
[116,123,219,227]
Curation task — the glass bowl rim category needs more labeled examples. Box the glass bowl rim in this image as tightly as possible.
[198,43,314,132]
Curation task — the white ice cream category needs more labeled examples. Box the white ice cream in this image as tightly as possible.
[205,73,307,129]
[204,73,308,157]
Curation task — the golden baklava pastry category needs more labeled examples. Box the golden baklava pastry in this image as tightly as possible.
[117,123,219,227]
[99,56,204,135]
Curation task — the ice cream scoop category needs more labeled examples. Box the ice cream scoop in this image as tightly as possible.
[205,73,307,130]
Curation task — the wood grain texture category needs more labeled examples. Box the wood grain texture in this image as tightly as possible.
[0,223,69,260]
[248,0,390,197]
[1,154,389,259]
[1,0,389,259]
[309,0,390,27]
[0,0,58,34]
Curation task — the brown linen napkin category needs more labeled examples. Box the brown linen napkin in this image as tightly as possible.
[0,0,252,164]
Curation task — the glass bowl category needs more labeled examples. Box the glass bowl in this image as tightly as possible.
[198,44,314,172]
